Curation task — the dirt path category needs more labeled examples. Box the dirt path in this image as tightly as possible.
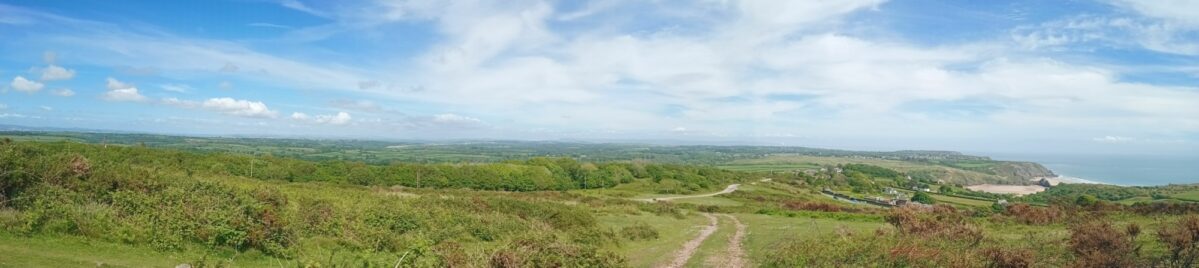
[637,184,740,202]
[660,213,719,268]
[706,214,748,268]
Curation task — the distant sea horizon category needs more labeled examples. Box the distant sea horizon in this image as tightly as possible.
[980,152,1199,186]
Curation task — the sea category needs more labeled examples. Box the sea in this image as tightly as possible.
[981,152,1199,186]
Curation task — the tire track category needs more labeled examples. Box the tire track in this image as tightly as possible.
[710,214,747,268]
[660,213,719,268]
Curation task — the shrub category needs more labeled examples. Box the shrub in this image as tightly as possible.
[1157,216,1199,268]
[983,247,1034,268]
[488,235,625,268]
[885,205,982,245]
[1068,220,1140,267]
[911,191,935,204]
[620,222,659,241]
[1003,204,1063,225]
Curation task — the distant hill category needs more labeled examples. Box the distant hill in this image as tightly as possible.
[0,130,1054,184]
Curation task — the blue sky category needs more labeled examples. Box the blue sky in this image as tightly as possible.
[1,0,1198,155]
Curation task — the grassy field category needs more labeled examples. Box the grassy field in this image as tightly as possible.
[722,155,1023,185]
[0,232,283,267]
[738,213,888,267]
[716,163,821,172]
[597,213,707,268]
[933,194,996,207]
[1169,190,1199,201]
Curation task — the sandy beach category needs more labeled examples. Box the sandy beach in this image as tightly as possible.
[965,184,1047,196]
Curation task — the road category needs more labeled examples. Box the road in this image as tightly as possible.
[635,184,741,202]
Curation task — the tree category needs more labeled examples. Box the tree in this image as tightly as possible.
[1076,194,1099,207]
[911,191,936,204]
[938,185,955,195]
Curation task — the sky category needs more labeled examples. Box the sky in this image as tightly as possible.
[1,0,1198,155]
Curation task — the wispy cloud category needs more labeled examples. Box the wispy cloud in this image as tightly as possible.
[101,77,147,102]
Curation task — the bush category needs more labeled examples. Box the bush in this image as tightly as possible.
[983,247,1034,268]
[489,234,625,268]
[911,191,936,205]
[1068,220,1140,267]
[885,205,982,245]
[1157,216,1199,267]
[1002,204,1063,225]
[620,222,659,241]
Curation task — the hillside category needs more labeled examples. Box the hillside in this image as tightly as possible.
[1,131,1053,185]
[3,136,1199,267]
[720,155,1054,185]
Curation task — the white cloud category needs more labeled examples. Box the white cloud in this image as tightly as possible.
[201,97,278,118]
[290,112,309,120]
[291,111,352,125]
[218,81,233,90]
[0,103,6,109]
[39,105,52,111]
[1093,135,1136,143]
[101,77,147,102]
[1012,15,1199,55]
[1107,0,1199,26]
[160,97,199,108]
[39,64,75,81]
[432,113,481,124]
[314,111,352,125]
[10,76,44,93]
[159,83,191,93]
[51,88,74,97]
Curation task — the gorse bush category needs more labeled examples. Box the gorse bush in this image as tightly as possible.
[885,205,982,245]
[0,141,635,265]
[982,247,1034,268]
[1157,216,1199,267]
[1068,220,1141,267]
[619,222,659,241]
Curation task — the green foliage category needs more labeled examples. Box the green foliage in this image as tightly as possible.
[619,222,659,241]
[0,141,632,265]
[841,163,902,179]
[912,191,936,204]
[1023,184,1149,204]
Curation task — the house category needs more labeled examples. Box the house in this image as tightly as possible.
[884,187,899,195]
[996,199,1009,205]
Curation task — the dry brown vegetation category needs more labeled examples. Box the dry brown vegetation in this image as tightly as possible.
[1002,203,1064,225]
[1157,216,1199,268]
[886,205,983,245]
[1068,220,1142,267]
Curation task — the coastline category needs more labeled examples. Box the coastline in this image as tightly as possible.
[966,175,1112,196]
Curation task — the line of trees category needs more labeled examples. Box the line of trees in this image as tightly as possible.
[4,141,741,193]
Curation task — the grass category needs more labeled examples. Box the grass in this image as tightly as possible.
[717,163,821,172]
[687,215,733,268]
[0,231,284,267]
[670,197,745,206]
[598,212,707,268]
[1168,190,1199,201]
[738,213,888,267]
[932,194,996,207]
[896,189,995,208]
